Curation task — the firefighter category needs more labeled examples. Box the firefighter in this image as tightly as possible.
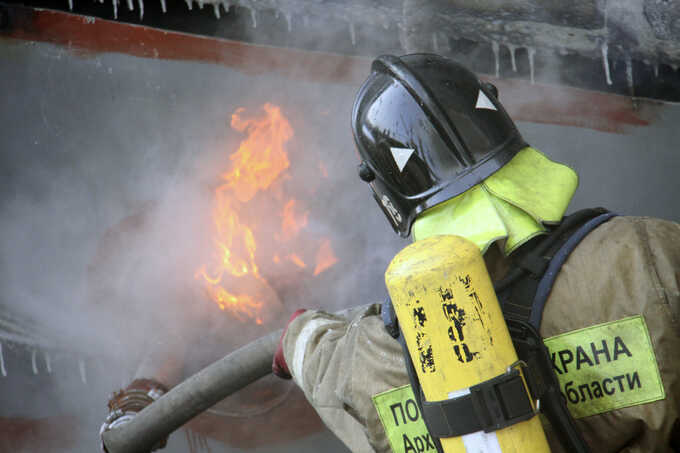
[272,54,680,453]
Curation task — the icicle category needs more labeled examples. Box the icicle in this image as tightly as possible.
[349,22,356,47]
[492,41,500,78]
[159,0,166,13]
[601,43,613,85]
[44,351,52,374]
[199,434,209,450]
[625,56,634,97]
[31,350,38,375]
[222,1,229,13]
[274,9,279,19]
[138,0,144,19]
[112,0,118,20]
[68,0,74,11]
[79,359,87,384]
[249,7,257,27]
[507,44,517,72]
[0,343,6,377]
[186,429,196,453]
[432,33,439,53]
[303,15,309,27]
[185,0,192,10]
[654,63,659,78]
[213,3,220,18]
[126,0,133,10]
[197,0,203,9]
[528,47,536,84]
[285,12,292,32]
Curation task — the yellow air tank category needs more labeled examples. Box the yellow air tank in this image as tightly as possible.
[385,235,550,453]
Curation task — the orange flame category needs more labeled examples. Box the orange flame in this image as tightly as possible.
[197,103,341,322]
[318,162,329,179]
[314,239,339,276]
[197,103,293,321]
[287,254,307,269]
[280,199,309,240]
[224,104,292,203]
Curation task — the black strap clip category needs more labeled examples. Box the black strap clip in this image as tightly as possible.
[470,360,539,433]
[421,360,538,438]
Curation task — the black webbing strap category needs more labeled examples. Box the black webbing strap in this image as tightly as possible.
[496,208,613,327]
[395,326,444,453]
[421,362,536,437]
[506,317,591,453]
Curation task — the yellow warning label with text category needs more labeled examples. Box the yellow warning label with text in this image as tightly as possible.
[372,385,435,453]
[543,315,664,418]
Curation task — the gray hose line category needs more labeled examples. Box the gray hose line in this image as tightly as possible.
[101,328,282,453]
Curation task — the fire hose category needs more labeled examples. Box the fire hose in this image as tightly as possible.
[101,328,282,453]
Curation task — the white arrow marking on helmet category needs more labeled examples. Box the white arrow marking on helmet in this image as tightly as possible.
[475,90,497,111]
[390,147,415,173]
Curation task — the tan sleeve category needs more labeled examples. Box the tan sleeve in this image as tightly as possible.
[282,304,409,453]
[541,216,680,452]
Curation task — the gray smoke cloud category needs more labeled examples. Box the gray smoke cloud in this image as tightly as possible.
[0,30,404,452]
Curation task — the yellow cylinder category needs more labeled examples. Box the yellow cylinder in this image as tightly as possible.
[385,235,550,453]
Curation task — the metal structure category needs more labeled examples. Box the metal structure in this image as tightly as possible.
[3,0,680,101]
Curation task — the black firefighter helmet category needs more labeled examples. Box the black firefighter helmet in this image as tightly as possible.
[352,54,527,237]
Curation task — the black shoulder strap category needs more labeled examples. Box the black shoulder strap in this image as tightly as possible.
[496,208,617,330]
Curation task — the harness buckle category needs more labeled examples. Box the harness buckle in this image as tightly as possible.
[469,360,539,433]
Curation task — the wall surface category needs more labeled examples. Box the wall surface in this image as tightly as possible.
[5,0,680,101]
[0,11,679,453]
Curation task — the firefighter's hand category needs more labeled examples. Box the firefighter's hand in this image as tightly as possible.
[100,379,168,452]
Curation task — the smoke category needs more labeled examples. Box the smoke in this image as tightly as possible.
[0,30,410,451]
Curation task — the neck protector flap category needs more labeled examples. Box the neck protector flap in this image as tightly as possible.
[411,147,578,254]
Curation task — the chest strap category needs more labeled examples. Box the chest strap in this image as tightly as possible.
[421,360,536,437]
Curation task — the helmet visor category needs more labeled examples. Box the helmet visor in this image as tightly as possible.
[440,88,519,164]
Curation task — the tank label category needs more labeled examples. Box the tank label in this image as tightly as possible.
[372,385,434,453]
[543,315,664,418]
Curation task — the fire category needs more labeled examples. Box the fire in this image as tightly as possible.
[197,103,339,322]
[314,239,339,276]
[197,103,292,321]
[280,199,308,240]
[318,162,329,179]
[287,254,307,269]
[224,104,292,203]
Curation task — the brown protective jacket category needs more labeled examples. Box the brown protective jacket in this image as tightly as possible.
[281,216,680,453]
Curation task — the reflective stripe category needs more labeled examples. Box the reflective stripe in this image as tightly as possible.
[462,430,503,453]
[448,388,503,453]
[291,318,335,388]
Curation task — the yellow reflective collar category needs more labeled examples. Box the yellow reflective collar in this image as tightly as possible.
[411,147,578,255]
